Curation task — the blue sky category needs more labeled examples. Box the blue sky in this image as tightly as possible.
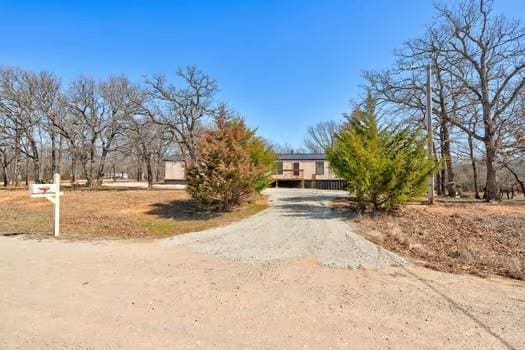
[0,0,523,147]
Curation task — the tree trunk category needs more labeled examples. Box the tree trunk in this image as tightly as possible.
[24,158,29,186]
[433,142,444,195]
[467,135,480,199]
[145,157,153,190]
[95,148,110,187]
[485,139,499,201]
[14,126,21,187]
[2,169,7,187]
[439,169,446,195]
[436,171,442,196]
[504,164,525,199]
[71,154,77,185]
[57,135,63,175]
[50,129,57,175]
[88,154,96,187]
[28,138,42,183]
[437,129,444,196]
[155,165,161,183]
[441,121,456,197]
[33,156,42,184]
[1,160,8,187]
[81,155,93,187]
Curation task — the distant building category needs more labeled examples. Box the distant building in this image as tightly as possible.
[164,153,346,190]
[163,156,186,185]
[104,172,129,180]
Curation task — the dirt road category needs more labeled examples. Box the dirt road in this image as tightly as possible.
[1,189,524,349]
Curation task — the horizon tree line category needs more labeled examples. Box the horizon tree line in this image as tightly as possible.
[0,66,219,189]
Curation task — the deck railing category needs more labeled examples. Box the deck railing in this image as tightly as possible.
[273,169,304,179]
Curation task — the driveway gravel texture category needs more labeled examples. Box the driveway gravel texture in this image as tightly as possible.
[1,189,524,349]
[163,189,406,269]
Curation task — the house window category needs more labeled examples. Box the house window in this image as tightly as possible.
[276,161,283,175]
[315,161,324,175]
[293,162,300,176]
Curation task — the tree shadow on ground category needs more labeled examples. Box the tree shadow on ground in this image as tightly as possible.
[145,200,219,221]
[1,232,27,237]
[276,195,356,221]
[277,195,346,203]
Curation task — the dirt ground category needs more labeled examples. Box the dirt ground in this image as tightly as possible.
[1,237,524,349]
[1,190,524,349]
[0,189,267,239]
[350,200,525,280]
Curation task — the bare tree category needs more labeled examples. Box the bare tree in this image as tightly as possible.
[0,113,16,186]
[94,77,136,186]
[0,68,45,183]
[434,0,525,201]
[270,142,307,154]
[144,66,218,165]
[123,85,173,189]
[304,120,339,153]
[34,71,62,178]
[498,91,525,197]
[64,77,132,186]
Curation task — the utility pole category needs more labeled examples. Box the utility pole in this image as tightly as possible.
[426,64,434,204]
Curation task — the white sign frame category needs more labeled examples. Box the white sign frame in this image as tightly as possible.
[29,173,63,237]
[31,183,58,198]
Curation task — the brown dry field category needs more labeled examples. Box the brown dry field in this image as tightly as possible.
[0,189,267,239]
[347,200,525,280]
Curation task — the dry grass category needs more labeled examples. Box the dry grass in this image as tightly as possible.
[337,199,525,280]
[0,188,268,240]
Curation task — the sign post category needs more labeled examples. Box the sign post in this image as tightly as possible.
[30,173,63,237]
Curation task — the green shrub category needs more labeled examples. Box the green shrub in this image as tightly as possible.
[327,95,436,213]
[249,136,276,193]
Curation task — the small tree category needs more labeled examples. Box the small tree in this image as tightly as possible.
[186,109,275,211]
[249,136,276,193]
[327,96,436,213]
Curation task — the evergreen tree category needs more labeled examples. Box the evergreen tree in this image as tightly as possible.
[248,136,276,193]
[327,94,436,213]
[186,108,275,211]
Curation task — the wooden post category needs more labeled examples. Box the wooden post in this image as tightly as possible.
[53,173,60,237]
[29,173,62,237]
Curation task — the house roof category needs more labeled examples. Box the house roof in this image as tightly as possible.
[278,153,327,161]
[165,153,328,162]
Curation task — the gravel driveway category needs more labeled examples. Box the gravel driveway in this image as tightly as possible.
[163,188,405,269]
